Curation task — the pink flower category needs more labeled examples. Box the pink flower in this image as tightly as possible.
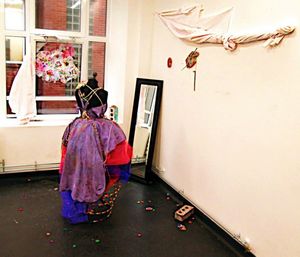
[62,44,75,58]
[36,61,44,73]
[46,70,54,76]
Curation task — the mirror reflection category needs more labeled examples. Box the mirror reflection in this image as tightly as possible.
[131,84,157,178]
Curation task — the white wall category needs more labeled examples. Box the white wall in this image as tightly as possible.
[0,124,65,169]
[149,0,300,257]
[122,0,155,134]
[105,0,129,124]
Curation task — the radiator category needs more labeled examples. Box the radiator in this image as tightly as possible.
[0,160,59,174]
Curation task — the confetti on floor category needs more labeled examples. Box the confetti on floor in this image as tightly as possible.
[145,207,154,211]
[177,224,187,231]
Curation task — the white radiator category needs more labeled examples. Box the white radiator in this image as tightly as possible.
[0,124,65,174]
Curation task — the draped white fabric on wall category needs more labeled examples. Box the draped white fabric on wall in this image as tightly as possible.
[8,54,36,124]
[157,5,295,51]
[9,42,47,124]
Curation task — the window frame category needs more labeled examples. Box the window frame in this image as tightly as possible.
[0,0,108,120]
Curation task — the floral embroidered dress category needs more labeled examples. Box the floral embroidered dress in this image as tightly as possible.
[59,88,132,224]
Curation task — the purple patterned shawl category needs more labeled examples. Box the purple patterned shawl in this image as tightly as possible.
[59,104,126,203]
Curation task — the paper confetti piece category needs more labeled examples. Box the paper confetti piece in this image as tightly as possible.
[177,224,187,231]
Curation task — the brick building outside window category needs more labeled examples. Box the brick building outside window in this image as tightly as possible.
[3,0,107,116]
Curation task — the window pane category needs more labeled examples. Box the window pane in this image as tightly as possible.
[144,113,150,124]
[5,37,24,62]
[36,42,82,96]
[89,0,107,36]
[88,42,105,87]
[5,0,25,30]
[37,101,78,114]
[145,87,156,111]
[36,0,81,32]
[6,63,21,96]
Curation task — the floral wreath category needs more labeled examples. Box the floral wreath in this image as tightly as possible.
[36,44,80,83]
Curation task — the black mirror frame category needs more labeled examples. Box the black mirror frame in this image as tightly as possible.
[129,78,163,183]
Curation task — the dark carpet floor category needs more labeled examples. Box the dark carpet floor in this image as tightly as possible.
[0,173,246,257]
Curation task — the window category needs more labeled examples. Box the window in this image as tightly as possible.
[4,0,25,31]
[66,0,81,32]
[35,42,82,114]
[5,36,25,115]
[88,42,106,82]
[89,0,107,36]
[1,0,108,118]
[5,36,24,62]
[144,87,156,126]
[137,86,157,129]
[35,0,82,31]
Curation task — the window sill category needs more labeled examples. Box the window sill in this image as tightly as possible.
[0,115,78,128]
[0,115,124,128]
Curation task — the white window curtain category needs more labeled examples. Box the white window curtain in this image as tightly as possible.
[8,53,36,124]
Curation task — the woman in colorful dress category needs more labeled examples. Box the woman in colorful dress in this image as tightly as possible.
[59,75,132,224]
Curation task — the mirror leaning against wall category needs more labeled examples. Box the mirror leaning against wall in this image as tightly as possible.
[129,78,163,183]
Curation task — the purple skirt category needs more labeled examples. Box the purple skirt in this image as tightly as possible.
[60,164,130,224]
